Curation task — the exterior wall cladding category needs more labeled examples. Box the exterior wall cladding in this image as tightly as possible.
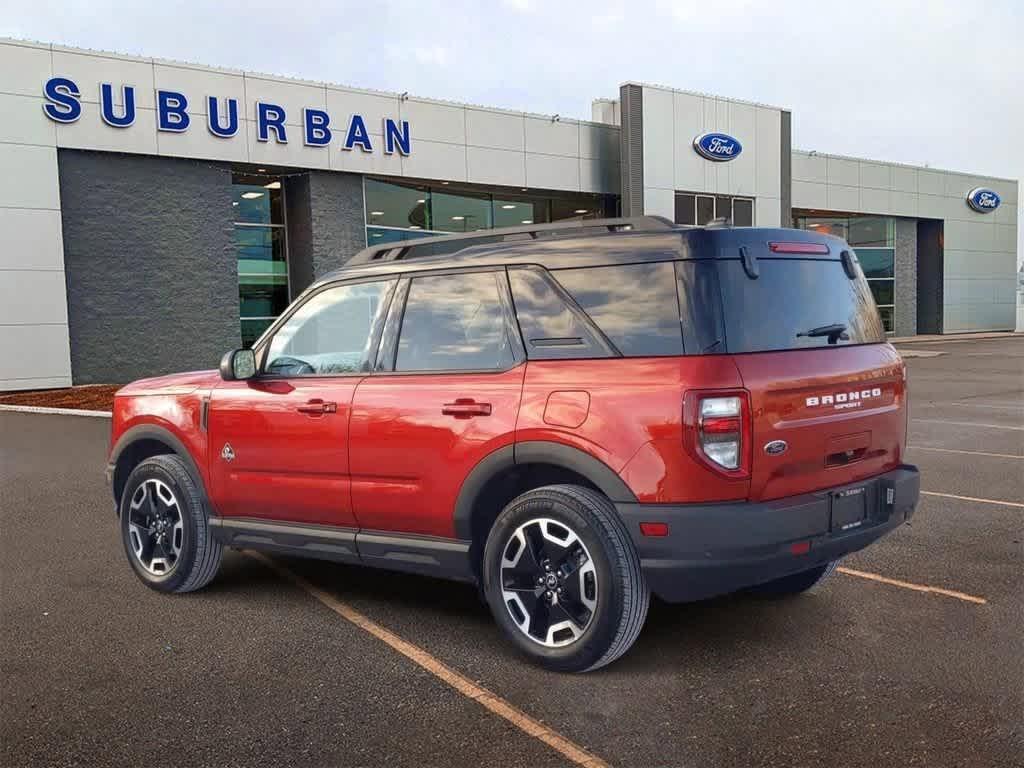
[58,150,241,383]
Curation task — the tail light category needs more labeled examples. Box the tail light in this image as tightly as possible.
[683,390,751,477]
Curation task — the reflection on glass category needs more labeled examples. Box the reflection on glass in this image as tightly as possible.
[854,248,895,279]
[878,306,894,333]
[675,194,696,225]
[507,268,611,360]
[716,260,885,352]
[364,179,430,229]
[396,272,513,371]
[233,179,283,225]
[696,196,715,225]
[869,281,894,306]
[553,263,683,356]
[266,281,393,375]
[432,190,493,233]
[732,198,754,227]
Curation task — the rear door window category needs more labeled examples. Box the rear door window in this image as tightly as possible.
[395,271,516,372]
[714,258,886,352]
[551,262,684,357]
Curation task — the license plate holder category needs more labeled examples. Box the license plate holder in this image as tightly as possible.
[830,486,868,532]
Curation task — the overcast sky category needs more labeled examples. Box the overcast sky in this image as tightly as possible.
[3,0,1021,260]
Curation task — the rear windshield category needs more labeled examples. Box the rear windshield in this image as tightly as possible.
[713,258,886,353]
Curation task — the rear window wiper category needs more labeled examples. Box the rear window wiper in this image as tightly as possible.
[796,323,849,344]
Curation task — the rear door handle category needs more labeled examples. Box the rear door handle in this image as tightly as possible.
[297,399,338,416]
[442,399,492,418]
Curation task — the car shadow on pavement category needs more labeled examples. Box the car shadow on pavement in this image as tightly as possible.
[205,548,846,676]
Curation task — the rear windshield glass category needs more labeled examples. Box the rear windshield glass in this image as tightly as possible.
[714,258,886,352]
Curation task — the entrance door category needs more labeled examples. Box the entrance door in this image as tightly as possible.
[207,278,396,527]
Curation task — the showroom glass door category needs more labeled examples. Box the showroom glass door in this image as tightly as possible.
[232,173,290,347]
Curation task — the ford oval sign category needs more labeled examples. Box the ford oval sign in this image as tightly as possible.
[966,187,1001,213]
[693,132,742,162]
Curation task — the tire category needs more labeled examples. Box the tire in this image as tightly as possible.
[482,484,649,673]
[749,560,839,597]
[119,454,223,593]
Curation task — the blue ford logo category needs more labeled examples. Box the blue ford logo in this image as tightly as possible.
[966,187,1001,213]
[693,132,743,162]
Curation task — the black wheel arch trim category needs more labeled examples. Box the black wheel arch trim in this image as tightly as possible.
[109,423,210,513]
[452,440,638,540]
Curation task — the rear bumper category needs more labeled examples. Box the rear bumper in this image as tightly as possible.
[616,465,920,603]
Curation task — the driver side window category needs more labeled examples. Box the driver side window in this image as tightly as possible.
[264,279,394,376]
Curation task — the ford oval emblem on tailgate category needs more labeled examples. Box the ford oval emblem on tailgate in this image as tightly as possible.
[764,440,788,456]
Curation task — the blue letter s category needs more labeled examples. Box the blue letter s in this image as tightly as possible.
[42,77,82,123]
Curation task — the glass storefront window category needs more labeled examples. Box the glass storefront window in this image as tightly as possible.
[363,177,614,245]
[675,192,754,227]
[233,173,288,347]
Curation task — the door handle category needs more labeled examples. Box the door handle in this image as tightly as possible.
[442,399,492,418]
[297,399,338,415]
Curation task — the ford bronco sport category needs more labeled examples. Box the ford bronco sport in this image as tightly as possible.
[107,216,920,672]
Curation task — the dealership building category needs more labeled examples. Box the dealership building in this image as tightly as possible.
[1,37,1019,391]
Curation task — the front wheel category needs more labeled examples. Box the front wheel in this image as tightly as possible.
[482,485,649,673]
[119,454,223,593]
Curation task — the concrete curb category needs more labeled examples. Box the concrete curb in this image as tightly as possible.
[0,404,112,418]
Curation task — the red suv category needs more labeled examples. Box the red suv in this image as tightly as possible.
[107,216,919,672]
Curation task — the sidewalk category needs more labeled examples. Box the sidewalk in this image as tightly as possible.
[890,331,1022,344]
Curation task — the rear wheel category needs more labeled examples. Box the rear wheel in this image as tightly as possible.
[119,454,223,593]
[750,561,838,596]
[482,485,649,672]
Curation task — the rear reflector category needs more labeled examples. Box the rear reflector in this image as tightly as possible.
[639,522,669,537]
[790,540,811,555]
[768,241,830,254]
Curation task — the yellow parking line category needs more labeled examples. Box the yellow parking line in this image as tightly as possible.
[909,445,1022,460]
[837,567,987,604]
[244,550,609,768]
[921,490,1024,509]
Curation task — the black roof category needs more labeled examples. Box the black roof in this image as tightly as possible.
[316,216,845,286]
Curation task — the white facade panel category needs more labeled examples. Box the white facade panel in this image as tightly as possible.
[242,75,327,127]
[671,91,706,192]
[0,144,60,210]
[0,40,52,97]
[153,63,246,117]
[753,107,781,199]
[467,146,526,187]
[247,120,330,170]
[526,152,579,191]
[643,187,674,219]
[466,109,524,152]
[859,162,892,190]
[0,93,57,146]
[400,138,467,182]
[333,142,404,175]
[0,324,72,387]
[826,184,859,211]
[859,187,892,215]
[158,118,250,162]
[579,124,617,161]
[399,99,466,145]
[827,157,859,187]
[0,270,68,325]
[0,208,64,270]
[56,103,160,155]
[755,197,780,227]
[52,48,157,109]
[325,88,401,137]
[891,165,918,193]
[525,116,578,157]
[641,86,675,191]
[579,158,618,194]
[792,151,827,183]
[792,179,827,209]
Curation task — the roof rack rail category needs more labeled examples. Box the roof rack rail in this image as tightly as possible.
[347,215,676,266]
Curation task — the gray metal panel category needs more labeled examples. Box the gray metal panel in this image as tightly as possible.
[57,149,240,384]
[780,110,792,226]
[619,84,644,216]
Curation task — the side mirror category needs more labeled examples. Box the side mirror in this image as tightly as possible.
[220,348,257,381]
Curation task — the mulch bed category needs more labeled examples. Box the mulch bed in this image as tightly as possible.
[0,384,121,411]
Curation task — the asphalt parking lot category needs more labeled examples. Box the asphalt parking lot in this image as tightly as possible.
[2,336,1021,768]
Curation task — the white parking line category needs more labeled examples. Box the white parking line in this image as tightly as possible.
[245,551,610,768]
[912,418,1024,431]
[922,490,1024,509]
[909,445,1023,460]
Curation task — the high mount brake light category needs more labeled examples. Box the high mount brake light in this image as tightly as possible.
[768,241,830,254]
[683,391,752,476]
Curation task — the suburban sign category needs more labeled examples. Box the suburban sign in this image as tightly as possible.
[41,77,412,155]
[966,187,1001,213]
[693,132,742,162]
